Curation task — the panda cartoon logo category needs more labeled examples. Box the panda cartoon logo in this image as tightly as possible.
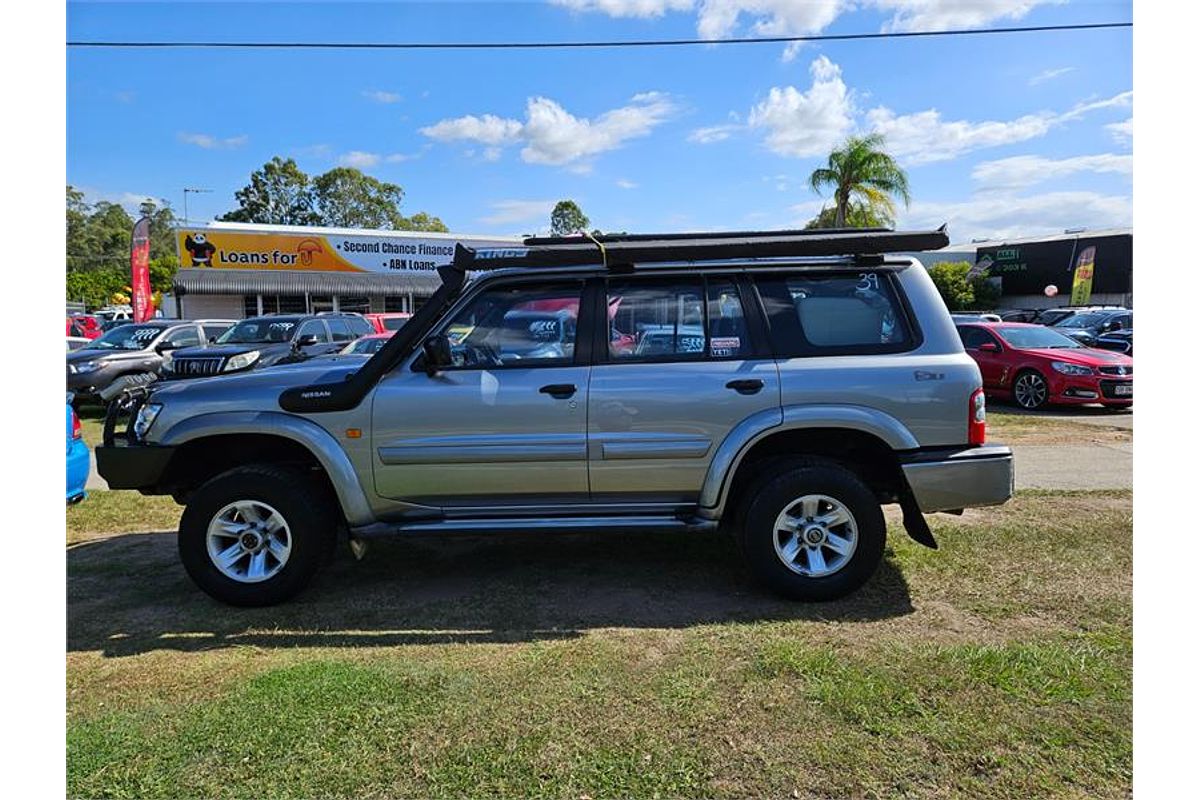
[184,233,217,267]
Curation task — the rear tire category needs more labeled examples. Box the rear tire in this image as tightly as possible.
[739,458,885,601]
[178,464,337,606]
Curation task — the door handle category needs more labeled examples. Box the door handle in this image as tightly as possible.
[726,379,764,395]
[539,383,577,399]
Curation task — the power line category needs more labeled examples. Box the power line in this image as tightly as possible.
[66,21,1131,50]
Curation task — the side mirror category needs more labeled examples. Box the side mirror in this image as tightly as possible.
[1107,320,1124,331]
[294,334,320,348]
[422,335,452,376]
[156,341,179,353]
[978,342,1000,353]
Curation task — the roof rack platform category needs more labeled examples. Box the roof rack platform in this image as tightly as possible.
[454,226,949,272]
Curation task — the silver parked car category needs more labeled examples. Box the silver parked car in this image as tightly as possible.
[97,228,1013,607]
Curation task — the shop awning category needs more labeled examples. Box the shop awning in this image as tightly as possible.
[172,268,442,296]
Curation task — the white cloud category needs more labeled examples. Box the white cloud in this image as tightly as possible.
[902,190,1131,243]
[422,93,676,168]
[866,90,1131,164]
[616,178,638,189]
[746,56,853,157]
[1028,66,1074,86]
[337,151,382,168]
[554,1,1058,41]
[178,132,248,149]
[688,124,740,143]
[971,153,1132,190]
[479,199,558,226]
[1107,117,1133,145]
[421,114,524,146]
[872,1,1061,34]
[551,0,693,18]
[384,151,420,163]
[362,89,401,104]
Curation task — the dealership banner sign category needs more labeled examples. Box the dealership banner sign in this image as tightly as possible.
[1070,246,1097,306]
[175,226,515,274]
[130,217,153,322]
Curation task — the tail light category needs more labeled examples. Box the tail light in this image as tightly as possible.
[71,408,83,440]
[968,388,986,445]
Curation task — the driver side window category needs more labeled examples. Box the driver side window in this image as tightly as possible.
[441,282,582,369]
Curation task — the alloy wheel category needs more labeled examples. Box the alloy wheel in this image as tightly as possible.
[772,494,859,578]
[205,500,292,583]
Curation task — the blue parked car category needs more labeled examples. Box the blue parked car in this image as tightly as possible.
[67,393,89,504]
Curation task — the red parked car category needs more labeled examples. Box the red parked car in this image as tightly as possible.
[67,314,102,340]
[956,322,1132,410]
[362,312,412,333]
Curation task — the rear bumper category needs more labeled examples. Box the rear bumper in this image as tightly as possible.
[95,444,176,491]
[900,444,1014,513]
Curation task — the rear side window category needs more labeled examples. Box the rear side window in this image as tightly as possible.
[607,276,751,362]
[382,316,408,331]
[327,319,354,342]
[296,320,330,343]
[757,271,915,356]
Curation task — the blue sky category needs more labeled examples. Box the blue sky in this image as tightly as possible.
[67,1,1132,243]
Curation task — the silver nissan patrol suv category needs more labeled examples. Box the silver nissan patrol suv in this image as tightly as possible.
[96,228,1014,607]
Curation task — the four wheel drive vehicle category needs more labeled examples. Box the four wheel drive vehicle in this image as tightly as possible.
[97,227,1015,607]
[67,320,235,404]
[957,322,1132,409]
[363,312,412,333]
[1093,328,1133,356]
[1052,309,1132,348]
[163,313,373,378]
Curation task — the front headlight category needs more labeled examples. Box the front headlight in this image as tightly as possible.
[133,403,163,440]
[1051,361,1093,376]
[72,361,100,374]
[223,350,261,372]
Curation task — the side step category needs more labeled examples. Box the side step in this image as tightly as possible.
[351,514,718,539]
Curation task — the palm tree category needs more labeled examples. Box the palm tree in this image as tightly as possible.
[808,133,911,228]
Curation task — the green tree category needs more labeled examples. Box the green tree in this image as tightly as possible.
[396,211,449,233]
[808,133,911,228]
[550,200,590,236]
[971,274,1001,309]
[220,157,320,225]
[803,201,893,230]
[927,261,977,311]
[312,167,407,228]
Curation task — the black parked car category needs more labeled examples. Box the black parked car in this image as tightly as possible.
[1093,328,1133,355]
[67,319,234,403]
[1052,309,1131,347]
[163,313,373,378]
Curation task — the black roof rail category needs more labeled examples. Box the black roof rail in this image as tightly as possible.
[453,226,949,272]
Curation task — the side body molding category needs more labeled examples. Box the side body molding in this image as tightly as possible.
[698,404,920,517]
[158,411,376,526]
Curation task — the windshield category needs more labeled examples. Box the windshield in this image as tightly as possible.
[83,324,163,351]
[997,326,1084,349]
[342,336,389,355]
[217,318,302,344]
[1056,311,1108,328]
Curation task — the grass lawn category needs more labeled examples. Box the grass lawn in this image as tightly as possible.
[67,489,1131,798]
[987,409,1131,445]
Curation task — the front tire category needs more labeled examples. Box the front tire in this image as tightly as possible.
[739,458,886,601]
[1012,369,1050,410]
[178,465,336,606]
